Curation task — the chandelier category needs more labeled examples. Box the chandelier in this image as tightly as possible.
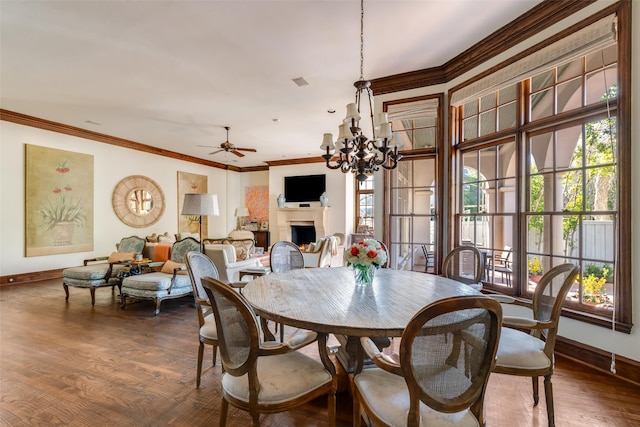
[321,0,401,182]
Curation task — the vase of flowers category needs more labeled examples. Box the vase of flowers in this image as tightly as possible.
[528,256,543,283]
[344,239,387,286]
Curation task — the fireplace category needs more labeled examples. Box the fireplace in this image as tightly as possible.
[276,207,330,243]
[291,225,316,246]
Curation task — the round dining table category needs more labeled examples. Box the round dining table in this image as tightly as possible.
[244,266,479,337]
[243,266,480,372]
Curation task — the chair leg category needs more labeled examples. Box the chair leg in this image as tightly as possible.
[532,376,540,405]
[544,375,555,427]
[212,344,217,367]
[63,283,69,301]
[328,389,336,427]
[154,298,161,316]
[197,342,204,388]
[353,392,362,427]
[220,398,229,427]
[121,295,127,309]
[89,287,96,306]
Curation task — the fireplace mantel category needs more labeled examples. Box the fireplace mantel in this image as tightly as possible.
[276,207,329,242]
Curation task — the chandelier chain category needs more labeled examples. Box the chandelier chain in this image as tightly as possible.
[360,0,364,80]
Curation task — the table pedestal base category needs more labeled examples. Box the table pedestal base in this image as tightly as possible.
[334,334,391,373]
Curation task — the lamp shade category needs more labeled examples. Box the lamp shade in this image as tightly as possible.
[181,194,220,216]
[235,207,250,217]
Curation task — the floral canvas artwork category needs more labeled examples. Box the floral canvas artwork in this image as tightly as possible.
[245,185,268,223]
[25,144,94,256]
[177,171,208,235]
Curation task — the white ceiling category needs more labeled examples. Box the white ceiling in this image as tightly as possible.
[0,0,542,168]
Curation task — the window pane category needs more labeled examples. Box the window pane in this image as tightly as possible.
[529,131,553,171]
[557,78,583,113]
[498,102,517,131]
[413,189,434,214]
[586,65,617,105]
[496,178,516,213]
[530,89,554,121]
[585,117,617,167]
[461,183,481,213]
[478,146,496,181]
[561,169,583,211]
[563,214,581,257]
[413,158,435,186]
[414,117,436,128]
[531,69,554,92]
[414,127,436,148]
[529,174,545,212]
[585,45,617,72]
[463,117,478,140]
[480,93,496,112]
[463,152,478,181]
[498,84,517,104]
[557,125,582,172]
[557,57,583,82]
[496,142,516,179]
[463,100,478,118]
[582,215,615,262]
[480,110,496,136]
[586,167,616,211]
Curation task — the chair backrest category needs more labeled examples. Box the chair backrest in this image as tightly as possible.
[201,276,261,376]
[375,240,389,268]
[170,237,201,263]
[531,263,580,355]
[270,241,304,272]
[229,229,255,241]
[185,251,219,303]
[118,236,146,254]
[442,246,483,285]
[399,296,502,423]
[498,246,512,265]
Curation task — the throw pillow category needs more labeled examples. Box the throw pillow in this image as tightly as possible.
[146,233,158,243]
[108,252,135,263]
[161,260,187,275]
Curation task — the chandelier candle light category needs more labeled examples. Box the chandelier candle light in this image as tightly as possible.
[321,0,401,182]
[344,239,387,286]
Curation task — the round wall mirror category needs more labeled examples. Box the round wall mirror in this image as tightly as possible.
[112,175,165,227]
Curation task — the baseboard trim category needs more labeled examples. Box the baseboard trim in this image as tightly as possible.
[555,336,640,386]
[0,269,64,286]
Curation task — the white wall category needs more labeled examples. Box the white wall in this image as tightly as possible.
[376,0,639,364]
[268,163,353,243]
[0,121,232,275]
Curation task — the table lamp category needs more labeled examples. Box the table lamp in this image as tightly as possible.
[182,193,220,252]
[235,207,250,230]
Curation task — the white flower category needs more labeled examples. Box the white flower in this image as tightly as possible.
[344,239,387,268]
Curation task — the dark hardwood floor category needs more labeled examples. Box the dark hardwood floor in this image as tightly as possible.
[1,279,638,426]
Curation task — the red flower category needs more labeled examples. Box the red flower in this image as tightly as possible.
[52,188,62,194]
[350,246,360,256]
[64,186,72,191]
[56,166,70,173]
[366,250,378,258]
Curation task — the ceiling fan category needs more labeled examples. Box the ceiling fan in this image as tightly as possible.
[199,126,257,157]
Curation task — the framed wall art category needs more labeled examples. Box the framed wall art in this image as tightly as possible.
[177,171,208,235]
[25,144,94,256]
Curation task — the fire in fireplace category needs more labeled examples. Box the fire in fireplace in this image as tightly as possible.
[291,225,316,246]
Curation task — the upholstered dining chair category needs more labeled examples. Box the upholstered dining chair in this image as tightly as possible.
[185,251,220,388]
[269,241,304,272]
[353,295,502,427]
[62,235,145,305]
[442,245,484,289]
[120,237,201,315]
[200,276,337,427]
[493,262,579,427]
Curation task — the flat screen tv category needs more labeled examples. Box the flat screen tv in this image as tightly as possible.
[284,174,326,203]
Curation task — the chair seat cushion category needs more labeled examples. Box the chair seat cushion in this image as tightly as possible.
[121,273,191,291]
[495,327,550,370]
[354,368,479,427]
[63,264,109,280]
[63,277,107,288]
[200,314,217,340]
[222,350,332,405]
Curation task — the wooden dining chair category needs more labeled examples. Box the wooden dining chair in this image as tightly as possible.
[493,263,579,427]
[269,241,304,272]
[442,245,484,288]
[201,276,336,427]
[353,295,502,427]
[185,251,220,388]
